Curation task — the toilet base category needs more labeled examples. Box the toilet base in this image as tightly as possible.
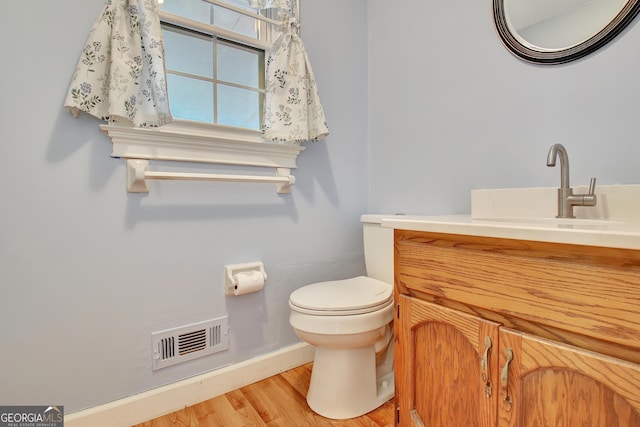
[306,345,394,419]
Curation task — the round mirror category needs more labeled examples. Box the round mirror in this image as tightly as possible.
[494,0,640,64]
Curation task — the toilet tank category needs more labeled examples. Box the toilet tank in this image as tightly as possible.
[361,215,394,285]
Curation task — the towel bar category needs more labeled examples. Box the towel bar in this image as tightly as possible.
[126,159,295,194]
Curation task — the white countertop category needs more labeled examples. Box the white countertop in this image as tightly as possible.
[376,184,640,250]
[381,214,640,250]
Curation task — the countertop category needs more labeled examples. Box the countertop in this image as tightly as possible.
[380,214,640,250]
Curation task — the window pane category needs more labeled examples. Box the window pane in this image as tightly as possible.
[212,5,259,39]
[160,0,260,39]
[160,0,266,130]
[159,0,210,24]
[162,26,213,78]
[217,85,260,129]
[167,75,214,123]
[218,42,261,88]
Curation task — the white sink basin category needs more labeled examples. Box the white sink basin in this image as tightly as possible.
[471,184,640,225]
[472,217,623,228]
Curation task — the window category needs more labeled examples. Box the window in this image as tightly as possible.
[97,0,307,193]
[159,0,269,131]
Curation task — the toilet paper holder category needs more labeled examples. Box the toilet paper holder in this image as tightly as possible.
[224,261,268,295]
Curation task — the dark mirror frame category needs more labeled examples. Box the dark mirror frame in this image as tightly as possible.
[493,0,640,64]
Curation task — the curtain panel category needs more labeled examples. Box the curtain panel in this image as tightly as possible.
[249,0,329,143]
[64,0,172,127]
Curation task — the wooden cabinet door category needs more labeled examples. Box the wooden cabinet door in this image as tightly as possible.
[499,328,640,427]
[395,295,500,427]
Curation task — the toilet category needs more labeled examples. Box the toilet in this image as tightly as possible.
[289,215,394,419]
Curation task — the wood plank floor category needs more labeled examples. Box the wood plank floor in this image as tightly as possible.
[133,363,394,427]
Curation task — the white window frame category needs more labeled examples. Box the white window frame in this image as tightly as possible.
[101,1,305,194]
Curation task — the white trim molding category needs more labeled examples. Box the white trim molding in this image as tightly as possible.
[102,122,305,167]
[101,122,305,194]
[65,342,314,427]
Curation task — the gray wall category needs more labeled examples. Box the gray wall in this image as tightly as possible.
[0,0,368,413]
[368,0,640,215]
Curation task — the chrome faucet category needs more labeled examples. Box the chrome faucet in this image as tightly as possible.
[546,144,597,218]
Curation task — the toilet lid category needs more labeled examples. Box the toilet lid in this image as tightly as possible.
[289,276,393,315]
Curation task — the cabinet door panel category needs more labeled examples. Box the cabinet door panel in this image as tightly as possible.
[499,329,640,427]
[396,295,499,427]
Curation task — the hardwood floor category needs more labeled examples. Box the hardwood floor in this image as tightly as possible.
[133,363,394,427]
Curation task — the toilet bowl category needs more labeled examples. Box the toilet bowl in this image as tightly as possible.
[289,275,395,419]
[289,215,395,419]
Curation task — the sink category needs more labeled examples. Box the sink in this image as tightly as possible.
[471,184,640,225]
[380,184,640,250]
[472,216,623,229]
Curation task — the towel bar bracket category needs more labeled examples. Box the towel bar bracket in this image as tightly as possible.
[127,159,151,193]
[125,159,295,194]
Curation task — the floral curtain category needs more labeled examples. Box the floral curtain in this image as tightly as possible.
[64,0,172,127]
[65,0,326,142]
[248,0,329,143]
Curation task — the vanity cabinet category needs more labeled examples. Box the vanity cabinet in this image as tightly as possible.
[396,295,500,426]
[394,230,640,427]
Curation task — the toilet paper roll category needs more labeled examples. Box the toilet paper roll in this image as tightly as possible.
[232,270,265,295]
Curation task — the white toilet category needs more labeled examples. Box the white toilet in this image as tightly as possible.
[289,215,394,419]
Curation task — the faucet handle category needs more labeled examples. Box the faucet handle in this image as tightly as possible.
[588,177,597,195]
[579,177,598,208]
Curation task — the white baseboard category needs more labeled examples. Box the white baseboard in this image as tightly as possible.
[65,343,314,427]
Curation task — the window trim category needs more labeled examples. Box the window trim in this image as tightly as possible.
[102,121,304,169]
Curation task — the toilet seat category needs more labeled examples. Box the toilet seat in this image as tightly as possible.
[289,276,393,316]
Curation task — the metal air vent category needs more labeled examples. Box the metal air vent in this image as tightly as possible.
[152,317,229,370]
